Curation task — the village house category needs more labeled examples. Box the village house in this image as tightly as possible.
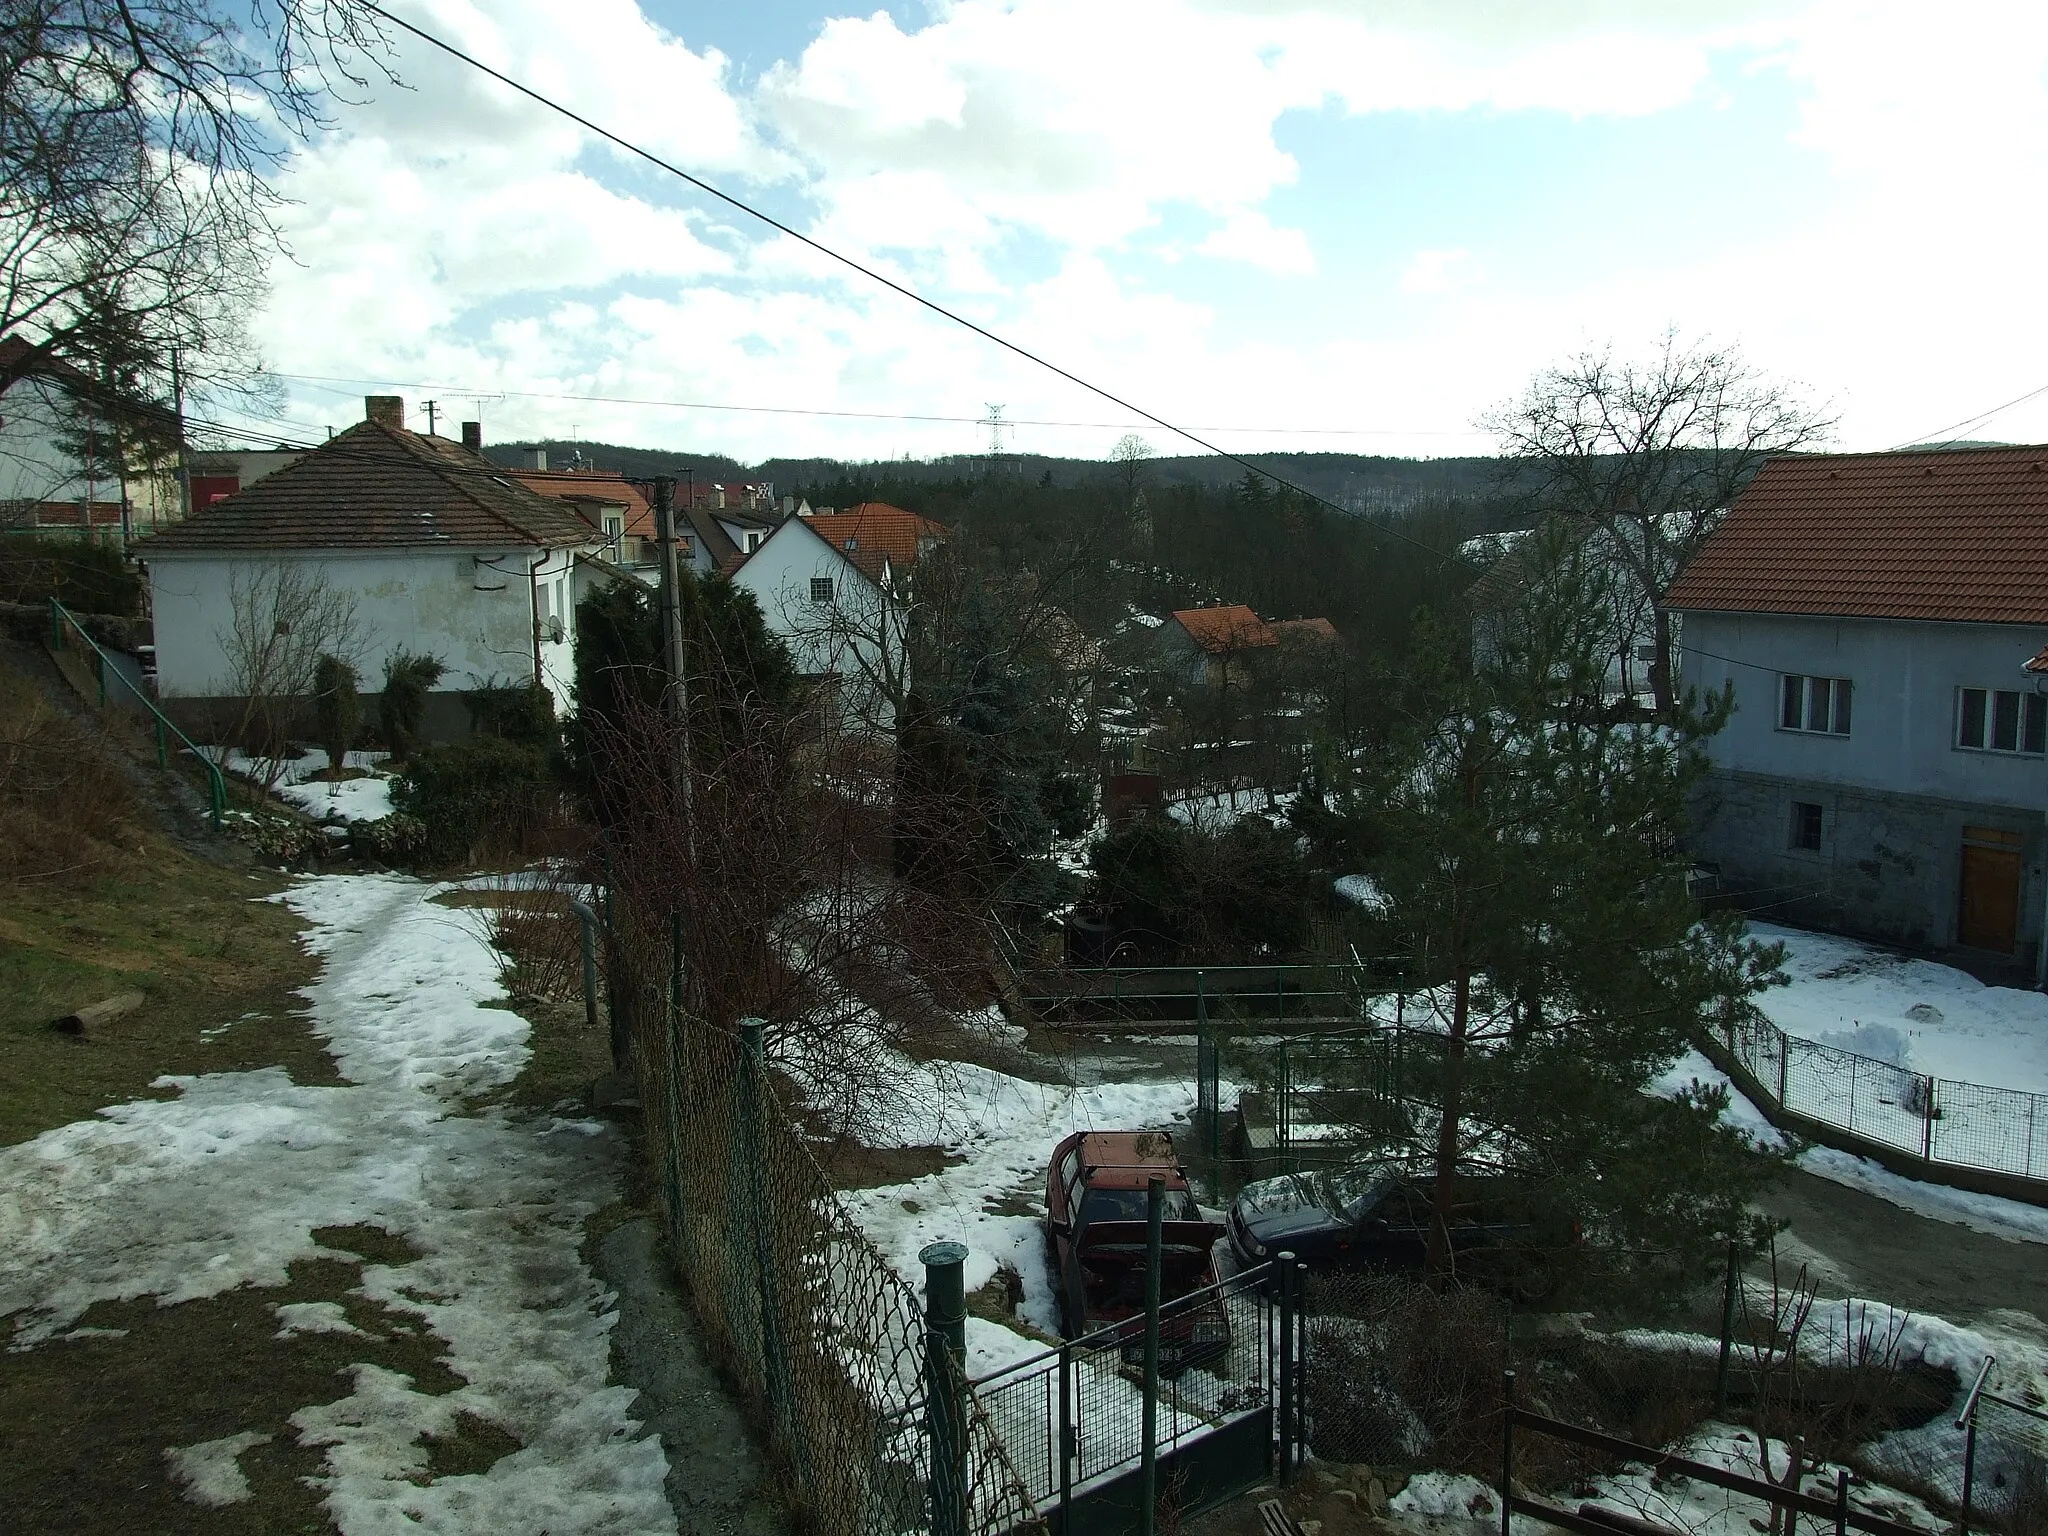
[1157,604,1337,688]
[0,337,182,537]
[139,397,607,740]
[726,501,947,733]
[1668,444,2048,976]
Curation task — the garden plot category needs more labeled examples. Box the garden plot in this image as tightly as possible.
[214,746,399,823]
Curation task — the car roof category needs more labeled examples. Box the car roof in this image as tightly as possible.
[1078,1131,1187,1189]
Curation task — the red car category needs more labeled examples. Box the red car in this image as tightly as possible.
[1045,1130,1230,1369]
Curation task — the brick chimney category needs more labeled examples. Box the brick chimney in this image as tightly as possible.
[460,421,482,454]
[365,395,404,428]
[523,448,547,471]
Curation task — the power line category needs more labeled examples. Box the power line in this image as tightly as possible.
[349,0,1456,562]
[1891,379,2048,451]
[260,368,1487,442]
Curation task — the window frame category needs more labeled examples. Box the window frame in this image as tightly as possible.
[809,575,836,604]
[1789,800,1824,852]
[1777,673,1853,736]
[1955,686,2047,757]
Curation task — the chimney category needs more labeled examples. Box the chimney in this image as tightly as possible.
[365,395,404,428]
[523,448,547,471]
[460,421,482,454]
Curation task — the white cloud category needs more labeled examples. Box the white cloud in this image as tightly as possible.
[1400,247,1471,295]
[228,0,2048,465]
[1197,211,1316,276]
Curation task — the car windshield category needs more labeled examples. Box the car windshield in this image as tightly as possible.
[1081,1187,1198,1225]
[1317,1164,1394,1220]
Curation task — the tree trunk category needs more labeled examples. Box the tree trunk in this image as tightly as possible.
[1649,603,1675,716]
[1425,963,1470,1283]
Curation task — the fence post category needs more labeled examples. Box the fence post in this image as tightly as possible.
[921,1240,970,1536]
[1057,1341,1074,1535]
[1922,1078,1937,1164]
[1277,1252,1297,1483]
[1835,1469,1848,1536]
[95,647,105,706]
[739,1020,792,1450]
[1777,1029,1789,1107]
[1141,1175,1163,1536]
[49,598,62,650]
[154,717,167,768]
[568,900,602,1039]
[1960,1414,1977,1536]
[1501,1369,1516,1536]
[1716,1240,1740,1416]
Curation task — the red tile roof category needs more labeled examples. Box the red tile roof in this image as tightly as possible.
[137,419,598,552]
[1665,446,2048,624]
[509,468,653,537]
[1170,604,1278,652]
[799,502,947,581]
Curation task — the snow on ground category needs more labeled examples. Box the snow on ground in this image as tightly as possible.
[1752,923,2048,1094]
[215,748,399,824]
[1165,787,1295,828]
[1655,1049,2048,1244]
[166,1430,272,1507]
[0,873,673,1534]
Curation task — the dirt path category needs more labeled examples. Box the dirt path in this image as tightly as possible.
[1760,1166,2048,1338]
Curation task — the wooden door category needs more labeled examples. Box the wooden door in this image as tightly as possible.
[1958,827,2023,952]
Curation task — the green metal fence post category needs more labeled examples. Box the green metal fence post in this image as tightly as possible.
[1141,1176,1164,1535]
[94,647,106,705]
[739,1019,792,1443]
[921,1239,970,1536]
[1715,1240,1739,1416]
[154,717,167,768]
[1277,1251,1297,1483]
[49,598,62,649]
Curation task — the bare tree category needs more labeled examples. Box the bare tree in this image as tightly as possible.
[0,3,394,406]
[1484,332,1833,713]
[219,561,366,778]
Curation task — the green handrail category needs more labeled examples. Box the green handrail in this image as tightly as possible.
[49,598,226,827]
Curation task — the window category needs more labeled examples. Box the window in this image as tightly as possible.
[1779,674,1853,735]
[1956,687,2047,755]
[809,576,835,604]
[746,531,763,552]
[1790,801,1823,851]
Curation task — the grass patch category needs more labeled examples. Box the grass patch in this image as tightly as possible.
[0,1251,467,1534]
[0,832,331,1146]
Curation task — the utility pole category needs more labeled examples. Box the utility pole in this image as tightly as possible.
[979,403,1010,476]
[422,399,440,437]
[171,349,191,525]
[651,476,688,711]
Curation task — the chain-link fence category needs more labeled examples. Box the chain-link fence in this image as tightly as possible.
[1722,1014,2048,1183]
[618,950,1042,1536]
[969,1269,1273,1508]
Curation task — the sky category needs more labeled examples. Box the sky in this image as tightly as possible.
[229,0,2048,467]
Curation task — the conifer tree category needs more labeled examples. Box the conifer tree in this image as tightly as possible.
[1361,520,1786,1304]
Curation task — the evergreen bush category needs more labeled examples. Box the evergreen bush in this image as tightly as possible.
[463,680,558,748]
[378,651,444,762]
[393,737,557,865]
[312,654,361,778]
[0,534,141,615]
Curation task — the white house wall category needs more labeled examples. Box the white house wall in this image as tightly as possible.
[0,377,179,524]
[148,546,585,716]
[729,526,903,731]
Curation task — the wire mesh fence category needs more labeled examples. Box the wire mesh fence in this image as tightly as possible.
[968,1268,1274,1507]
[1722,1014,2048,1183]
[619,949,1042,1536]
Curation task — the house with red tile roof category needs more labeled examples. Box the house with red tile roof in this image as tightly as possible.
[798,502,948,588]
[725,511,918,734]
[1667,444,2048,970]
[139,396,606,739]
[1158,603,1336,687]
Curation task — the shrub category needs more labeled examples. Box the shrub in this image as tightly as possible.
[350,811,428,864]
[0,534,141,615]
[463,680,557,749]
[1086,810,1315,960]
[312,653,361,777]
[378,651,444,763]
[393,737,558,866]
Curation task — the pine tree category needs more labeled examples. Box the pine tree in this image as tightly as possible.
[1361,520,1786,1305]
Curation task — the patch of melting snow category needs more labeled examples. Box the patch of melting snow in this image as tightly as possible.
[274,1300,379,1340]
[0,872,674,1534]
[165,1430,270,1507]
